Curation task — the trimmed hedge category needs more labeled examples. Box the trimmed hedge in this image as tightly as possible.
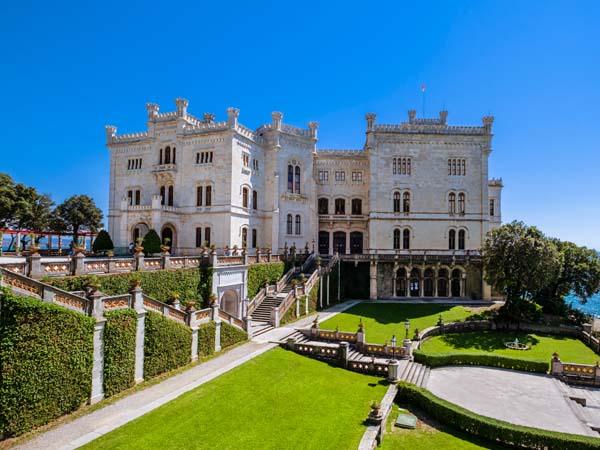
[49,267,213,306]
[198,322,216,357]
[144,311,192,379]
[0,288,94,438]
[247,262,286,299]
[397,381,600,449]
[220,322,247,349]
[103,309,137,397]
[413,350,549,373]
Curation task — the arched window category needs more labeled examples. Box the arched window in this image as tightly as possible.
[252,190,258,210]
[197,186,203,207]
[205,227,211,246]
[403,229,410,249]
[252,229,257,248]
[287,165,294,192]
[172,147,176,164]
[458,193,465,214]
[160,186,166,205]
[242,228,248,248]
[393,192,401,213]
[318,198,329,215]
[205,186,212,206]
[403,192,410,213]
[159,148,163,165]
[352,198,362,215]
[294,166,301,194]
[449,229,456,250]
[393,229,401,249]
[335,198,345,215]
[458,229,466,250]
[295,215,301,235]
[164,146,171,164]
[286,214,293,235]
[448,193,456,213]
[168,186,174,206]
[242,187,249,208]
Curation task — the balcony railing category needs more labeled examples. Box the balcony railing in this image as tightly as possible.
[152,163,177,172]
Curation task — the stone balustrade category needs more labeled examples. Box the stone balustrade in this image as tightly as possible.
[551,355,600,387]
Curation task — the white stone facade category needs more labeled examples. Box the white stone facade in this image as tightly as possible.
[106,99,502,298]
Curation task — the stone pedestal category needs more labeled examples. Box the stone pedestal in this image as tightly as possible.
[72,253,86,276]
[388,359,400,382]
[403,338,412,357]
[214,320,222,352]
[130,286,146,383]
[27,254,42,279]
[369,262,378,300]
[90,320,106,404]
[135,252,145,271]
[339,341,349,367]
[244,316,253,339]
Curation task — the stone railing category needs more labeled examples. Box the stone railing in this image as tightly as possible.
[218,309,246,330]
[102,294,133,311]
[1,251,284,280]
[551,356,600,386]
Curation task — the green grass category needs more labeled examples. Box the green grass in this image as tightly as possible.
[380,405,510,450]
[82,348,388,450]
[421,331,599,365]
[319,303,492,344]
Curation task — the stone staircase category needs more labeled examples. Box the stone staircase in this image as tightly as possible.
[554,378,600,435]
[282,330,430,388]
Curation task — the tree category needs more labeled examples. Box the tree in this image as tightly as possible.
[0,173,17,228]
[533,240,600,315]
[483,221,561,321]
[13,184,54,231]
[52,195,103,242]
[92,230,114,253]
[142,229,161,255]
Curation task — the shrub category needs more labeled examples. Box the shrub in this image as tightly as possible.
[198,322,216,357]
[142,229,162,255]
[247,262,286,299]
[49,267,213,306]
[103,309,137,397]
[413,350,549,373]
[144,311,192,379]
[220,322,247,349]
[92,230,114,253]
[0,289,94,438]
[396,382,600,449]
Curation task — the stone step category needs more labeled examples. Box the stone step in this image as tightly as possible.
[252,325,275,337]
[420,367,431,388]
[415,364,428,387]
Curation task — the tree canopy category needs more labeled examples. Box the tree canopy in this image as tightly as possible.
[52,195,103,241]
[484,221,600,320]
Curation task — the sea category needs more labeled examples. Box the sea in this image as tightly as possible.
[566,292,600,317]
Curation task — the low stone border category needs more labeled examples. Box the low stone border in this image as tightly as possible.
[358,384,398,450]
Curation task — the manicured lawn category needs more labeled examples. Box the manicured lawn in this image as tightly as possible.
[421,331,599,365]
[83,348,388,450]
[319,302,493,344]
[380,406,510,450]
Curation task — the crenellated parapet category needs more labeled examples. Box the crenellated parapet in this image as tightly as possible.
[488,178,503,187]
[372,110,493,136]
[316,149,367,158]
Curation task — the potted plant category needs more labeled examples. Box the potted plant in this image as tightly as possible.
[210,244,217,254]
[129,275,142,289]
[209,292,218,306]
[107,250,114,258]
[86,275,101,293]
[184,300,195,311]
[169,291,180,304]
[134,237,144,254]
[28,233,41,255]
[233,244,239,256]
[291,279,298,287]
[73,237,86,254]
[161,237,171,253]
[368,401,383,424]
[299,273,307,284]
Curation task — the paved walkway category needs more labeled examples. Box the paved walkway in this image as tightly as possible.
[427,366,598,437]
[15,300,359,450]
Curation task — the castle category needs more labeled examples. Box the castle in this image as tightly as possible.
[106,98,502,299]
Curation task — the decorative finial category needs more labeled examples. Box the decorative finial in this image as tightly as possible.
[203,113,215,124]
[365,113,376,131]
[482,116,494,133]
[308,121,318,139]
[408,110,416,123]
[227,107,240,128]
[146,103,160,122]
[104,125,117,144]
[271,111,283,131]
[175,98,189,118]
[439,110,448,125]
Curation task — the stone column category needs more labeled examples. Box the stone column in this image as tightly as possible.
[210,250,218,267]
[135,252,145,271]
[188,310,199,363]
[388,359,400,382]
[161,253,171,270]
[244,315,253,339]
[89,291,105,404]
[461,273,467,297]
[27,254,43,279]
[72,253,86,276]
[214,320,222,353]
[419,275,424,297]
[369,261,377,300]
[319,273,323,308]
[433,274,438,297]
[305,293,309,315]
[339,341,349,368]
[326,274,330,306]
[131,286,146,383]
[403,338,412,358]
[295,295,300,317]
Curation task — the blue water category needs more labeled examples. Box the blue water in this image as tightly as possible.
[1,235,80,252]
[566,292,600,317]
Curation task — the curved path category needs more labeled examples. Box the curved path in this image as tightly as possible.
[427,365,598,437]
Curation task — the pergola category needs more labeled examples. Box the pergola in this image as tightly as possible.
[0,228,99,254]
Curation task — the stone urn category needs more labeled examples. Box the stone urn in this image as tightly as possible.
[368,402,383,424]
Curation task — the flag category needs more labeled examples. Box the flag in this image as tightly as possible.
[421,84,425,92]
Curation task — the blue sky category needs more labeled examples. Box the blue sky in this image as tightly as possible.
[1,1,598,248]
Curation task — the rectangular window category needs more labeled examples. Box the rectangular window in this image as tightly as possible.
[252,159,259,171]
[205,227,211,246]
[127,190,133,205]
[197,186,203,207]
[252,229,257,248]
[489,199,495,216]
[335,171,345,182]
[135,190,140,205]
[195,228,202,247]
[127,158,142,170]
[351,199,362,215]
[448,158,466,176]
[352,171,363,182]
[242,153,250,168]
[196,151,214,165]
[318,170,329,182]
[205,186,212,206]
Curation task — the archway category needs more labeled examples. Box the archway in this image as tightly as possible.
[396,268,407,297]
[221,289,239,316]
[409,268,420,297]
[318,231,330,255]
[424,268,434,297]
[437,269,449,297]
[333,231,346,255]
[132,223,149,245]
[161,225,176,250]
[451,268,462,297]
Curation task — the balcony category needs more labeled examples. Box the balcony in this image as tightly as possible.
[319,214,367,222]
[152,164,177,173]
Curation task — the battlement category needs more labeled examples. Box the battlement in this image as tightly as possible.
[316,149,367,158]
[488,178,503,187]
[370,110,493,136]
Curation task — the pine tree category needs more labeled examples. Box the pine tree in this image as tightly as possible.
[142,229,162,255]
[92,230,114,253]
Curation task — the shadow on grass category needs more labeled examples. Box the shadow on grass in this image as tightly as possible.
[437,331,543,351]
[340,303,457,325]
